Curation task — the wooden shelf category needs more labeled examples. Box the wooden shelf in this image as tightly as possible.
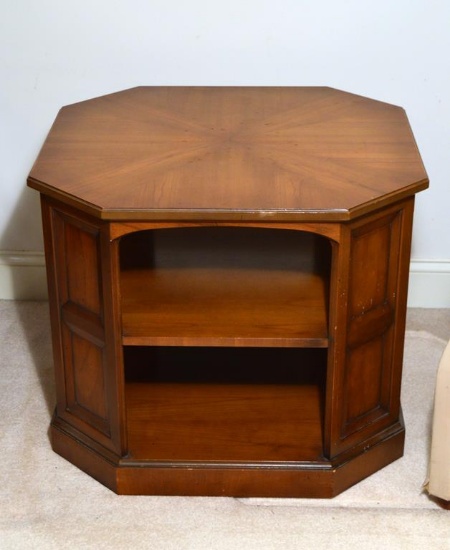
[124,347,326,463]
[121,227,330,348]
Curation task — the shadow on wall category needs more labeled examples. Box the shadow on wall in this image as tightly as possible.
[0,173,44,250]
[0,184,48,300]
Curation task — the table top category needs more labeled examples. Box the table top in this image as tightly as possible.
[28,87,428,221]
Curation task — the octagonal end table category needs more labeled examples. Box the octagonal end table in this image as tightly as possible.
[28,87,428,497]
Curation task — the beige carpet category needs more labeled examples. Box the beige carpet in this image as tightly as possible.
[1,302,450,549]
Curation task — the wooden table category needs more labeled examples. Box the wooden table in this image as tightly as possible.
[28,87,428,497]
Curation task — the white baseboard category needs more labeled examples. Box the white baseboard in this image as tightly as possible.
[0,251,449,307]
[408,260,450,308]
[0,251,48,300]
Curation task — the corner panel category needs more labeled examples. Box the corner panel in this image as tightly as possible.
[328,199,414,457]
[41,197,125,455]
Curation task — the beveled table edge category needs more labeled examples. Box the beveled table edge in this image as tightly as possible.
[28,177,429,223]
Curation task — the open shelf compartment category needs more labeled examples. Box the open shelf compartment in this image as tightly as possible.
[123,346,327,464]
[119,226,331,348]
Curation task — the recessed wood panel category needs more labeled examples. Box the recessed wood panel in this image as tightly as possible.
[70,332,107,421]
[59,323,110,438]
[62,220,101,315]
[349,221,391,317]
[343,337,385,433]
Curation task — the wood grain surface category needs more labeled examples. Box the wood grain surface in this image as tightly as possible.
[121,226,330,347]
[124,347,326,463]
[28,87,428,221]
[30,88,428,497]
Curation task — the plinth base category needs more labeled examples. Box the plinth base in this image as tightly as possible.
[50,412,404,498]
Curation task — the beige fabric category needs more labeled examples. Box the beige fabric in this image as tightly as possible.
[427,338,450,501]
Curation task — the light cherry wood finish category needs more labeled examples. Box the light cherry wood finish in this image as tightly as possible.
[121,227,330,347]
[29,87,428,497]
[28,87,427,221]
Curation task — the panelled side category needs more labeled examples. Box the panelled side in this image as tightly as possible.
[328,199,414,457]
[41,196,124,456]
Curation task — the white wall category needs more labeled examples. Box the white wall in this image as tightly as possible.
[1,0,449,303]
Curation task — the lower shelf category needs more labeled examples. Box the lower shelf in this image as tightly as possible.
[49,346,406,497]
[124,347,327,464]
[126,382,324,463]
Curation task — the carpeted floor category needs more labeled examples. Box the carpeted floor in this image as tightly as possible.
[1,302,449,549]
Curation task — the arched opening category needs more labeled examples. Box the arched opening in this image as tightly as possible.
[118,225,332,463]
